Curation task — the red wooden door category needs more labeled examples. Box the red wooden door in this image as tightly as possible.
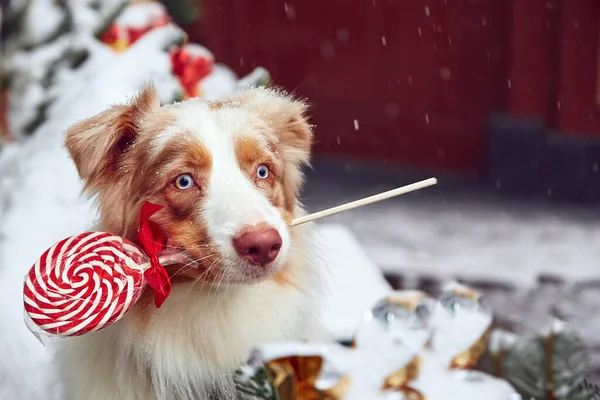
[203,0,509,173]
[554,0,600,135]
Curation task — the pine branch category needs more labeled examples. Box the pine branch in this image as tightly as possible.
[234,366,281,400]
[552,327,589,399]
[502,322,591,400]
[19,2,71,52]
[2,0,31,45]
[572,379,600,400]
[159,0,201,26]
[93,0,131,38]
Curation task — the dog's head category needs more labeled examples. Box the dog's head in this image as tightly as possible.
[65,85,312,285]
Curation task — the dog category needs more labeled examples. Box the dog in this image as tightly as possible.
[58,85,325,399]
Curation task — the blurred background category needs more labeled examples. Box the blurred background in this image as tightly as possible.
[2,0,600,390]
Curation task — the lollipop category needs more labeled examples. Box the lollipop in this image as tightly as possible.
[23,232,146,337]
[23,202,176,338]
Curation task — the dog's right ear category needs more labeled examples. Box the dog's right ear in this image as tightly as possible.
[65,85,159,190]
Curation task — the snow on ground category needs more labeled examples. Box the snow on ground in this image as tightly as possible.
[302,157,600,380]
[316,223,392,341]
[303,159,600,287]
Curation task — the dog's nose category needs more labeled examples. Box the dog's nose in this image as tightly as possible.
[233,224,282,266]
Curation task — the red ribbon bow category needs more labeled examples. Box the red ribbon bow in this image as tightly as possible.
[136,202,170,308]
[170,48,213,99]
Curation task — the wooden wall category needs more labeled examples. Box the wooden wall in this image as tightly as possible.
[507,0,600,136]
[194,0,600,173]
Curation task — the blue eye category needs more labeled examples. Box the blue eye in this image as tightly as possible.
[174,174,194,190]
[256,165,269,179]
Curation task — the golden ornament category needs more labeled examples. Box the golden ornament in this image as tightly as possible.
[266,355,349,400]
[450,325,492,369]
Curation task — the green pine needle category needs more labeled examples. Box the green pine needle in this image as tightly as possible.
[159,0,201,26]
[502,323,592,400]
[576,380,600,400]
[234,366,281,400]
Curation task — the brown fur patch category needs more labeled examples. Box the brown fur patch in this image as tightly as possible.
[235,136,287,211]
[235,137,263,172]
[271,208,296,287]
[65,85,161,191]
[272,265,298,288]
[208,100,234,110]
[138,135,212,196]
[232,88,313,211]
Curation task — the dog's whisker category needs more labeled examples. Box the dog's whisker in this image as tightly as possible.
[183,265,214,299]
[162,242,213,250]
[196,258,221,295]
[300,251,335,268]
[183,273,205,299]
[206,260,222,299]
[211,259,226,299]
[185,256,221,299]
[214,262,229,305]
[164,252,219,282]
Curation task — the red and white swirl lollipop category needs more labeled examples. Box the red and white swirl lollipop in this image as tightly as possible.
[23,232,146,337]
[23,202,180,338]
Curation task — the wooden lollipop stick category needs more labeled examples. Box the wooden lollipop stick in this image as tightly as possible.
[291,177,437,226]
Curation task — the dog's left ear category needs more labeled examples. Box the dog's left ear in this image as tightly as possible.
[237,87,313,210]
[65,85,160,193]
